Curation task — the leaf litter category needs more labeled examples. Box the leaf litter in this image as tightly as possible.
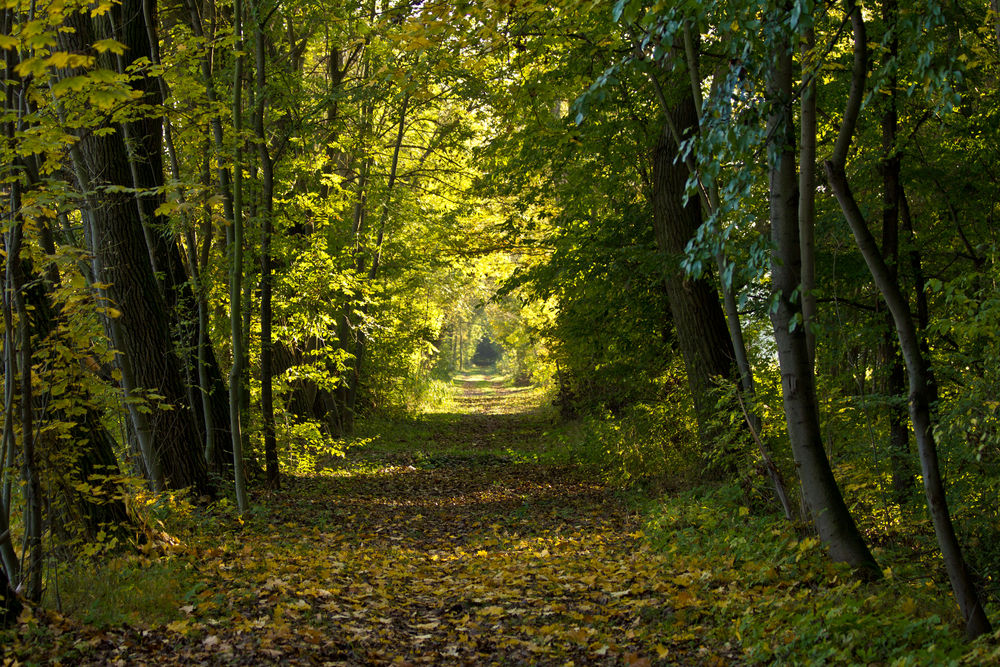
[5,375,739,665]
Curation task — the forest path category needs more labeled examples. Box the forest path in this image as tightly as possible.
[18,372,737,665]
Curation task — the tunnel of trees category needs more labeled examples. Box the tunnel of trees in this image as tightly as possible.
[1,0,1000,660]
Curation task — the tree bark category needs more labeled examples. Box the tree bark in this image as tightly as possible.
[255,10,279,490]
[799,27,818,368]
[60,9,213,496]
[120,0,233,475]
[767,13,878,574]
[230,0,249,511]
[8,202,42,602]
[879,0,913,504]
[650,96,739,472]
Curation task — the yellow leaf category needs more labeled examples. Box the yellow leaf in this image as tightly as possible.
[93,38,125,54]
[0,34,17,50]
[51,75,91,95]
[14,56,47,78]
[45,51,72,68]
[154,201,179,216]
[413,621,439,630]
[166,619,190,634]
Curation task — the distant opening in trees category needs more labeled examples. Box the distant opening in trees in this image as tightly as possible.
[471,337,502,367]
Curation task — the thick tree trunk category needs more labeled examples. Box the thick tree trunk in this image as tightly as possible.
[650,96,739,471]
[60,10,213,496]
[119,0,233,475]
[767,20,878,574]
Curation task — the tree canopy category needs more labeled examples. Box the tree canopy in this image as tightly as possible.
[1,0,1000,659]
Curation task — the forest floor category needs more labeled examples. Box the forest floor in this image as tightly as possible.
[3,371,741,665]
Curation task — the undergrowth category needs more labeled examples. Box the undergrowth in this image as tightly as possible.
[641,484,983,664]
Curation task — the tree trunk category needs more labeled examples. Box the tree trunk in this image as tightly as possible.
[59,9,213,496]
[8,204,42,602]
[824,0,989,634]
[255,11,279,490]
[650,96,739,472]
[799,27,818,367]
[879,0,913,504]
[767,16,879,574]
[119,0,233,474]
[230,0,249,511]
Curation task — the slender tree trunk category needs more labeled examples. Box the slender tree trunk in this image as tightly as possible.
[15,248,132,540]
[676,24,763,447]
[7,199,42,601]
[255,12,279,489]
[799,26,818,368]
[767,13,878,574]
[824,0,989,635]
[230,0,249,512]
[0,20,21,585]
[879,0,913,504]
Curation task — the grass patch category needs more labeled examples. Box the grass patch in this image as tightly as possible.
[44,556,193,629]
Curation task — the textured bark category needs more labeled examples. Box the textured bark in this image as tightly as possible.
[60,10,212,495]
[767,20,878,574]
[650,96,738,468]
[119,0,233,475]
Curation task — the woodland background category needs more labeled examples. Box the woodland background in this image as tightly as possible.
[0,0,1000,661]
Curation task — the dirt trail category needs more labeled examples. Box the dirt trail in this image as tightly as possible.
[10,374,735,665]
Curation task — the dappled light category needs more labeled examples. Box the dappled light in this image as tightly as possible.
[2,0,1000,662]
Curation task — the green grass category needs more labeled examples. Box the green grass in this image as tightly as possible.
[44,556,193,629]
